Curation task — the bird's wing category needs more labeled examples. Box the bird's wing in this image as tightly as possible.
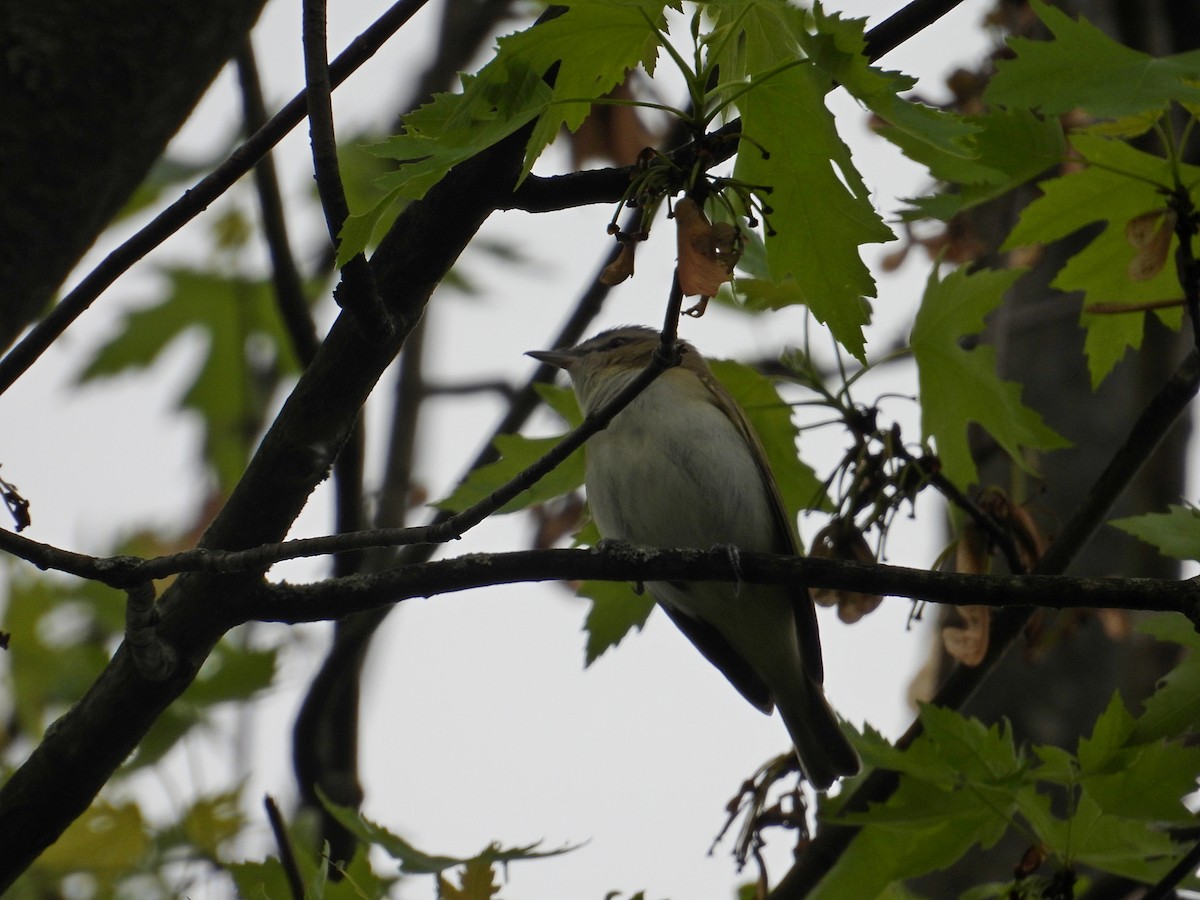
[697,366,827,685]
[658,600,774,712]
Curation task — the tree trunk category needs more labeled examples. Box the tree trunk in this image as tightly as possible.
[915,1,1194,892]
[0,0,268,346]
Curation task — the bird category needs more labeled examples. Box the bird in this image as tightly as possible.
[528,325,860,789]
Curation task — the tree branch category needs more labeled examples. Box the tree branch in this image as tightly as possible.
[302,0,393,339]
[242,545,1200,624]
[863,0,971,61]
[264,795,306,900]
[236,41,321,365]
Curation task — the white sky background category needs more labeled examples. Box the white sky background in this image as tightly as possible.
[0,1,1008,898]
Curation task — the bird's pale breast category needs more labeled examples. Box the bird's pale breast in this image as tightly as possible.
[584,373,778,554]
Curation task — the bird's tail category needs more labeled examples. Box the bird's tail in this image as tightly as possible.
[776,676,861,791]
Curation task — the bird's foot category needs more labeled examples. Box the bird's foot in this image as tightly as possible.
[711,543,744,596]
[594,538,645,593]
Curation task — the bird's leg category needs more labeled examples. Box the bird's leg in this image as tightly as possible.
[713,543,744,596]
[595,537,646,593]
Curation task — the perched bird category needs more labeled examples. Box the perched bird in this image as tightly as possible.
[528,325,860,789]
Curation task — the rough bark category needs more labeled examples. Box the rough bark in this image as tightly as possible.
[0,0,267,346]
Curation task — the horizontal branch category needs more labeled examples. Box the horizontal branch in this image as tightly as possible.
[5,529,1196,626]
[243,544,1200,624]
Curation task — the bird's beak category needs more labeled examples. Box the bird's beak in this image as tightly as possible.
[526,348,580,370]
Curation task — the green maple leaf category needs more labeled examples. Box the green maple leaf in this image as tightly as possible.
[1031,791,1182,883]
[818,779,1009,898]
[434,384,584,514]
[77,267,302,491]
[1112,504,1200,562]
[910,266,1068,488]
[580,578,656,666]
[1002,134,1195,386]
[36,803,149,877]
[702,0,892,359]
[801,4,977,159]
[1086,740,1200,825]
[368,63,551,205]
[820,707,1019,897]
[369,0,666,207]
[987,0,1200,119]
[319,789,577,880]
[440,859,501,900]
[890,108,1066,220]
[434,432,585,514]
[1132,615,1200,743]
[734,61,892,360]
[507,0,668,166]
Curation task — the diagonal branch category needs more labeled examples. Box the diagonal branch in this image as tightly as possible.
[770,347,1200,898]
[236,41,321,365]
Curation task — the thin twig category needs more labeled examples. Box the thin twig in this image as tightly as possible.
[264,796,306,900]
[0,0,431,397]
[1142,831,1200,900]
[893,443,1027,574]
[863,0,970,61]
[302,0,393,340]
[425,378,518,400]
[235,41,320,365]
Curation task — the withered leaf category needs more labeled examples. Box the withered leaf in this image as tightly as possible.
[674,197,742,299]
[942,604,991,666]
[1125,208,1175,282]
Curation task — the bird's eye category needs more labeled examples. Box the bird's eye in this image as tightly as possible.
[603,336,631,350]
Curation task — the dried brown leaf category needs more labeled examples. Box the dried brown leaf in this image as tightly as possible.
[810,522,883,623]
[1125,208,1175,282]
[674,197,742,299]
[568,80,657,168]
[600,241,637,285]
[942,604,990,666]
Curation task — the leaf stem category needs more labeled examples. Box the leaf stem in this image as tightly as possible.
[704,58,814,127]
[641,7,706,130]
[548,95,691,121]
